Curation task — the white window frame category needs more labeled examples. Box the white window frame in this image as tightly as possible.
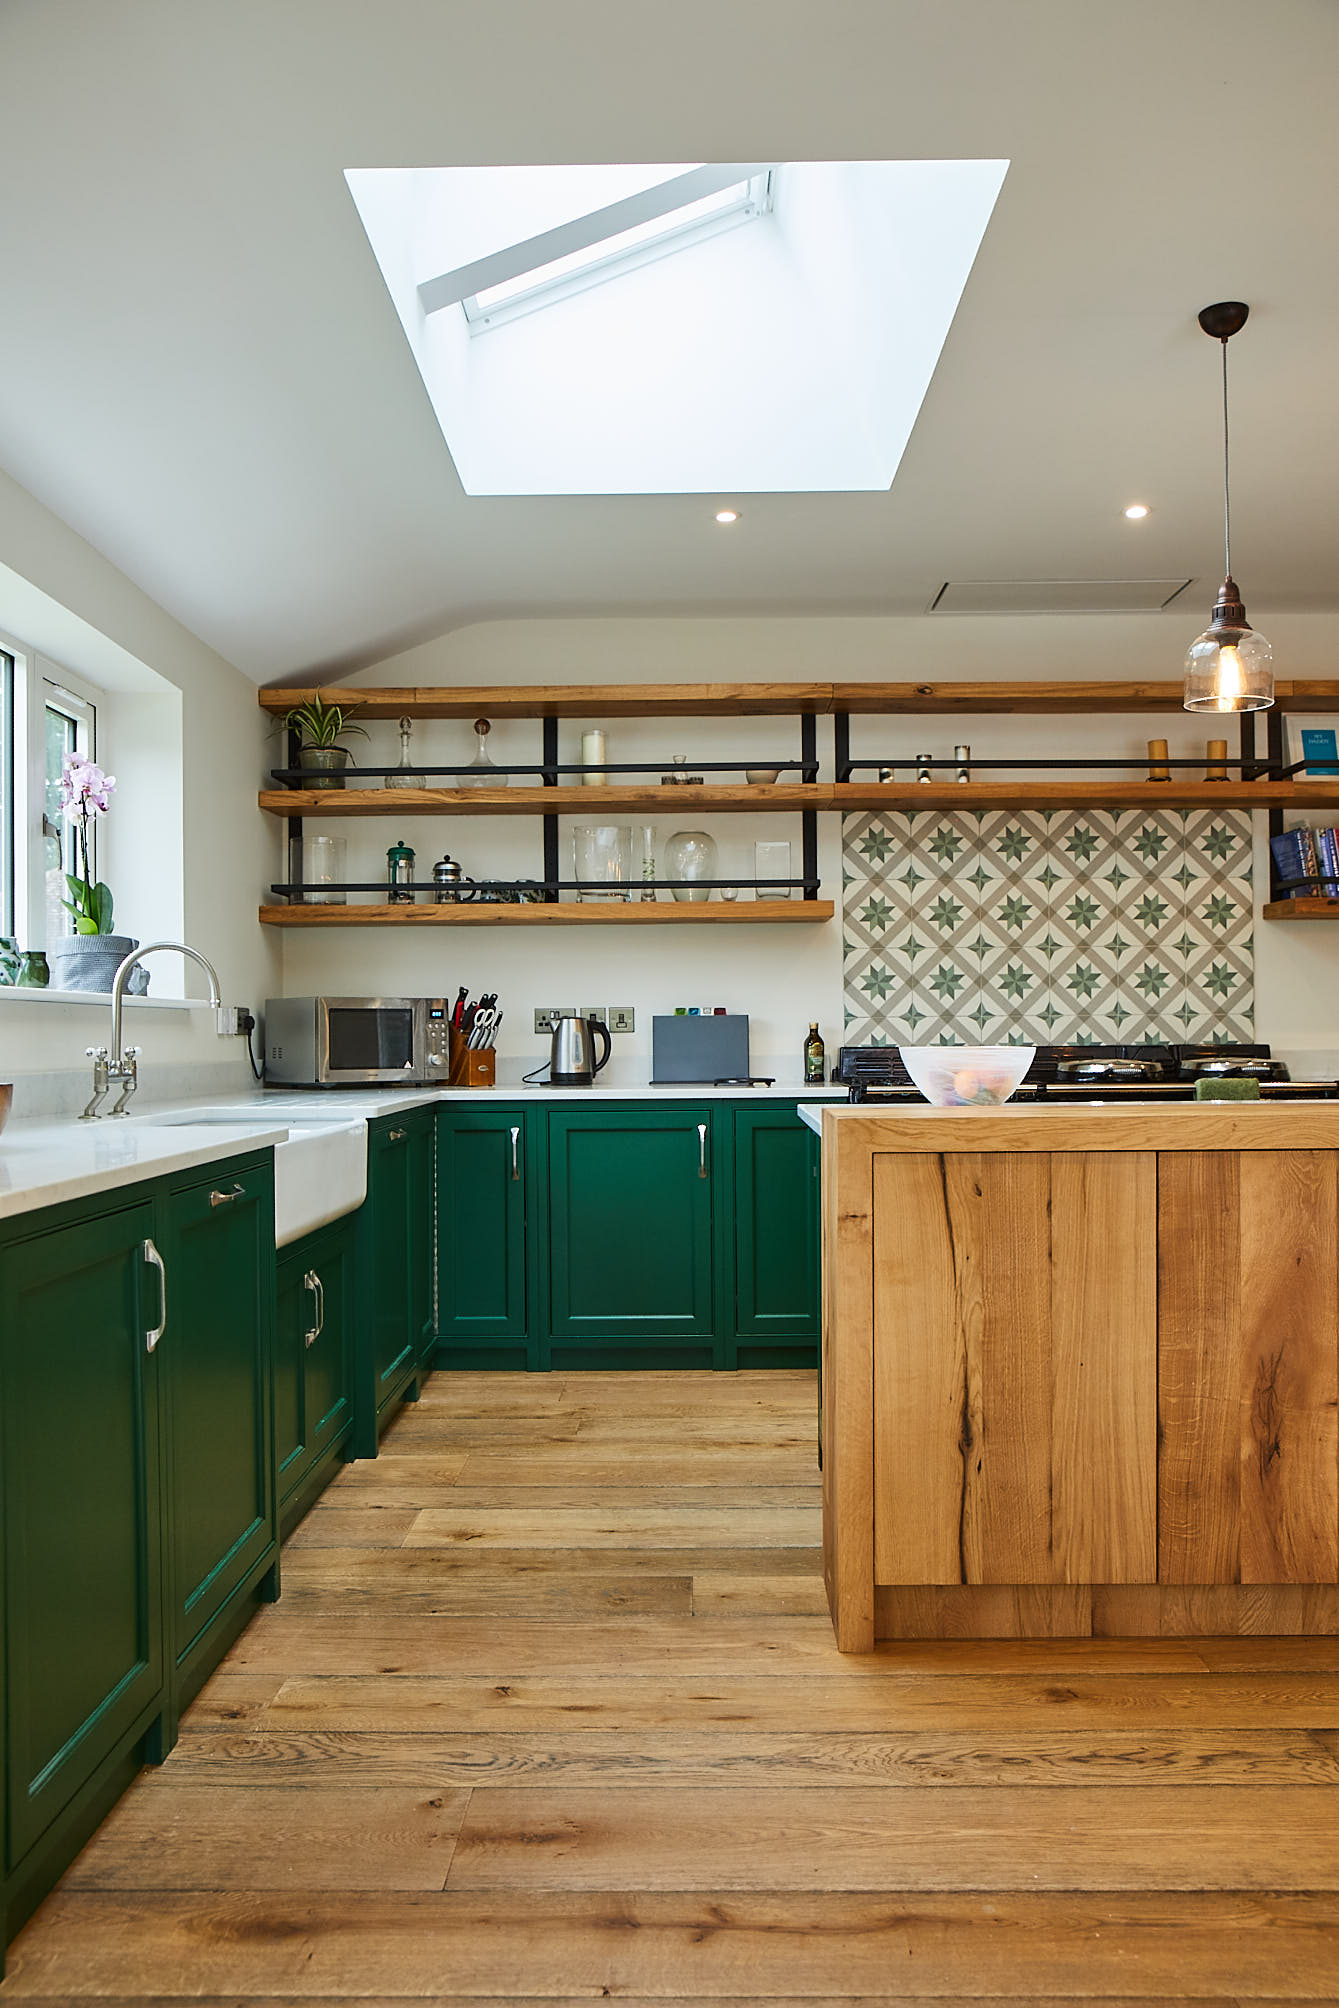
[2,630,105,951]
[0,646,15,939]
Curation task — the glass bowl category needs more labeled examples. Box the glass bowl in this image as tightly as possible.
[898,1044,1035,1107]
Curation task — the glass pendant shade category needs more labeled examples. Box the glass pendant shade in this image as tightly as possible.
[1183,579,1273,713]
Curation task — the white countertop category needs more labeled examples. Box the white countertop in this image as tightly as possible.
[0,1080,841,1225]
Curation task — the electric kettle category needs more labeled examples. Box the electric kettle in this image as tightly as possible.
[550,1013,612,1087]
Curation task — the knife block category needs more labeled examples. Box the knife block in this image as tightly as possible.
[448,1026,496,1087]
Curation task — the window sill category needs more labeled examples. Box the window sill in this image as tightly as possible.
[0,986,209,1011]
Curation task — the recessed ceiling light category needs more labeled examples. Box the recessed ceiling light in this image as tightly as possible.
[1124,503,1150,520]
[715,509,740,524]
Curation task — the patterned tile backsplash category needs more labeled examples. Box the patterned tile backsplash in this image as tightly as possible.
[842,808,1254,1046]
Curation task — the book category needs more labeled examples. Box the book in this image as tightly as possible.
[1318,826,1339,899]
[1270,826,1321,895]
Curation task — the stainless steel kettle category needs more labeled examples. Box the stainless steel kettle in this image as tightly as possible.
[550,1013,612,1087]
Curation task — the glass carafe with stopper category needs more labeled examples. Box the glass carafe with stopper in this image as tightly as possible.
[384,715,422,790]
[457,716,506,788]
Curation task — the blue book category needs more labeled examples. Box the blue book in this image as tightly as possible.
[1270,828,1319,895]
[1301,728,1339,778]
[1319,827,1339,898]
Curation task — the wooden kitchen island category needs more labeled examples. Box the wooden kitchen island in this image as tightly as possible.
[815,1101,1339,1651]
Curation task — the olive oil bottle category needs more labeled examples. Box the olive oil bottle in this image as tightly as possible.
[804,1021,825,1083]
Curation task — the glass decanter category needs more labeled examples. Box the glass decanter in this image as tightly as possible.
[383,715,422,790]
[456,716,507,789]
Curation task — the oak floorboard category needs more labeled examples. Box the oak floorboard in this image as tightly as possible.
[8,1367,1339,2004]
[8,1891,1339,1998]
[401,1504,818,1548]
[63,1785,469,1891]
[446,1781,1339,1891]
[159,1726,1339,1790]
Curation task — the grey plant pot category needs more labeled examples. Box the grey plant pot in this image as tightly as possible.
[299,745,352,791]
[45,934,145,995]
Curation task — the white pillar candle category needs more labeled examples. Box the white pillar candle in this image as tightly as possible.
[581,729,607,785]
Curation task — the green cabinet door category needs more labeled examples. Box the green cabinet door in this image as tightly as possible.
[2,1197,163,1864]
[547,1107,715,1359]
[358,1108,435,1447]
[732,1106,820,1361]
[275,1215,354,1513]
[437,1108,529,1362]
[160,1159,275,1676]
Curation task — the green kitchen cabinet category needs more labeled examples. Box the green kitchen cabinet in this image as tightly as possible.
[275,1212,355,1531]
[355,1105,436,1451]
[158,1158,277,1709]
[546,1106,716,1365]
[731,1105,821,1364]
[2,1196,165,1874]
[437,1106,533,1368]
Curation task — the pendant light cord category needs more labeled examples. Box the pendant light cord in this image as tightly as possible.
[1220,336,1232,581]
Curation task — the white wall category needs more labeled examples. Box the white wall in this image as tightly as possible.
[279,609,1339,1073]
[0,467,281,1110]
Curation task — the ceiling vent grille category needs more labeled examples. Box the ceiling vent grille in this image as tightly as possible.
[930,579,1194,615]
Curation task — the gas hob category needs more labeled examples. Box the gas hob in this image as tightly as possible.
[836,1043,1339,1104]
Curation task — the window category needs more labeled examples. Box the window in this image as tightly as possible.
[0,650,14,937]
[42,676,97,944]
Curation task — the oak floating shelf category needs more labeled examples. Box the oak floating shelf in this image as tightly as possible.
[258,784,823,818]
[259,677,1339,720]
[1261,898,1339,920]
[258,900,834,927]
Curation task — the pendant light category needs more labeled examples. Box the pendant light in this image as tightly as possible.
[1183,301,1273,713]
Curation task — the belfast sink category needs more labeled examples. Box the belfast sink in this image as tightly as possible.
[131,1109,368,1245]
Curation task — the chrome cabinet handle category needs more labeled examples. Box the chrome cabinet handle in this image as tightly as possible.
[509,1124,521,1180]
[387,1127,407,1142]
[697,1122,709,1179]
[303,1268,324,1347]
[143,1238,167,1351]
[209,1183,245,1207]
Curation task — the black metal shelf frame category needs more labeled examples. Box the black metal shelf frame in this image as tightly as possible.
[282,711,823,907]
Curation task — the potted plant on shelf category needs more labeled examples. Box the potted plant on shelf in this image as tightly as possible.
[277,696,368,790]
[45,755,144,993]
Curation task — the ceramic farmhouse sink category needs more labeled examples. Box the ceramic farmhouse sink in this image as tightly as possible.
[132,1109,368,1245]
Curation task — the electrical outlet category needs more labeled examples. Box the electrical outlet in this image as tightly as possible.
[533,1006,575,1035]
[216,1004,244,1036]
[608,1005,636,1034]
[581,1005,609,1027]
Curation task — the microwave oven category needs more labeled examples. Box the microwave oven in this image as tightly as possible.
[263,996,451,1086]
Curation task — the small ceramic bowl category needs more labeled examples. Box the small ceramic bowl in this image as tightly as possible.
[745,768,780,785]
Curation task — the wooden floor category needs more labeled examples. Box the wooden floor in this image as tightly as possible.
[7,1369,1339,2003]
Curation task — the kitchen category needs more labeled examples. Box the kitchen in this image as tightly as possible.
[3,2,1339,2001]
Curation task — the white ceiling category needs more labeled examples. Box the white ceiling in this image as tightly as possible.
[0,0,1336,684]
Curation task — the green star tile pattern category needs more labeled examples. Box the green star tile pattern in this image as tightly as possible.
[841,806,1253,1047]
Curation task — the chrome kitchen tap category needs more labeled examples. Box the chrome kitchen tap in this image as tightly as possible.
[82,940,222,1119]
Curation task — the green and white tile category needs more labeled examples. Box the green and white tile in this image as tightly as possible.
[842,808,1254,1047]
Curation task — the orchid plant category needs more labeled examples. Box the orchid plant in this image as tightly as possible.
[59,753,117,934]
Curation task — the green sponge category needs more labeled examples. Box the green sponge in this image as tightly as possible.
[1194,1076,1261,1101]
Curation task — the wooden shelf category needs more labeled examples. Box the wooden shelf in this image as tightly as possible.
[259,677,1339,720]
[259,900,834,927]
[259,682,831,720]
[1262,898,1339,919]
[832,781,1339,809]
[259,784,823,818]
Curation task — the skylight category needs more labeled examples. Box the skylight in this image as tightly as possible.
[345,159,1009,497]
[455,169,775,330]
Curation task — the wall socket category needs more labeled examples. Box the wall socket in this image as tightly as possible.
[216,1004,247,1036]
[533,1005,576,1035]
[608,1005,636,1034]
[580,1005,609,1027]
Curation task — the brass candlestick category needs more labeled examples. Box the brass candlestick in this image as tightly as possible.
[1205,739,1229,781]
[1147,738,1170,782]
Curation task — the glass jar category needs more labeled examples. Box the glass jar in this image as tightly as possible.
[572,825,632,902]
[303,833,346,904]
[665,829,717,903]
[754,839,792,899]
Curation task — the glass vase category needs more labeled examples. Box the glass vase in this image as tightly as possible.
[665,829,717,903]
[573,825,632,902]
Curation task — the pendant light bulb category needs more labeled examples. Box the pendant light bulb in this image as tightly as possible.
[1182,302,1273,714]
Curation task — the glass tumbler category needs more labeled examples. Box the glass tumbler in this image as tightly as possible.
[572,825,632,902]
